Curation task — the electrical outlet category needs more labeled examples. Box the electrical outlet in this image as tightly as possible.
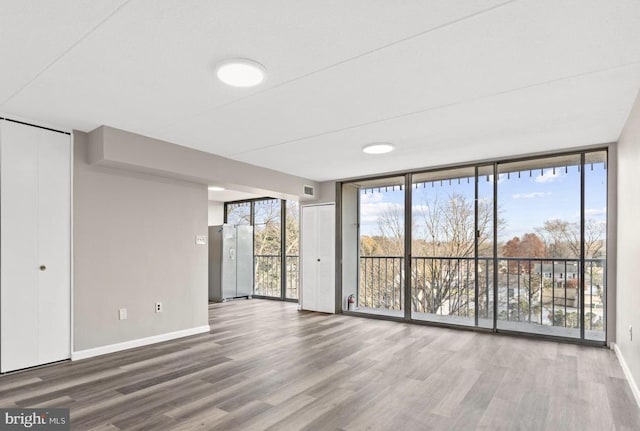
[630,325,633,341]
[155,302,163,313]
[119,308,127,320]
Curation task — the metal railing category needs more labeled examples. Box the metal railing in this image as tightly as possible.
[358,256,605,331]
[411,256,490,318]
[254,254,299,299]
[359,256,403,310]
[285,255,299,299]
[495,257,605,331]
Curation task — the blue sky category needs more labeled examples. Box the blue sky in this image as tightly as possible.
[359,161,607,240]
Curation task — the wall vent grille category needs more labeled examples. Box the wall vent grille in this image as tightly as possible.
[303,185,315,197]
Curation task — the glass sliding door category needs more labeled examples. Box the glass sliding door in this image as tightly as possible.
[583,151,607,341]
[355,177,405,317]
[410,167,477,326]
[496,155,582,338]
[338,148,608,344]
[253,199,282,298]
[224,198,300,302]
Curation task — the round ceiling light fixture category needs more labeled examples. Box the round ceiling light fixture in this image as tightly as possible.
[208,186,225,191]
[216,58,266,87]
[362,142,395,154]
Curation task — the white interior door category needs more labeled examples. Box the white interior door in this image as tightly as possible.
[1,123,40,371]
[37,128,71,365]
[301,206,318,311]
[301,204,335,313]
[315,205,335,313]
[0,121,71,372]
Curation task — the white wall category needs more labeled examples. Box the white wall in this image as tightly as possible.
[317,181,336,203]
[73,131,209,351]
[208,201,224,226]
[616,90,640,404]
[89,125,319,202]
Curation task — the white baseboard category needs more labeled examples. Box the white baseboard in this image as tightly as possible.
[71,325,211,361]
[613,342,640,408]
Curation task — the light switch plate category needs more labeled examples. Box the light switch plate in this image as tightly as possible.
[119,308,127,320]
[195,235,207,245]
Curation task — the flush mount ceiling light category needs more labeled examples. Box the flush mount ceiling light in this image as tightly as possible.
[208,186,225,191]
[362,142,395,154]
[216,58,266,87]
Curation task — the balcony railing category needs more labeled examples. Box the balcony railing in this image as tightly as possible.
[360,256,403,310]
[495,257,604,331]
[254,254,299,299]
[358,256,605,331]
[285,255,299,299]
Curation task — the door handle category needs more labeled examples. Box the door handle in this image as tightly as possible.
[39,265,46,271]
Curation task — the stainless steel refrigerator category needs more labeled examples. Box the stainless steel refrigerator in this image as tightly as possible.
[208,224,254,301]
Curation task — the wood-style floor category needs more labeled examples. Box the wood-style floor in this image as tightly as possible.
[1,299,639,430]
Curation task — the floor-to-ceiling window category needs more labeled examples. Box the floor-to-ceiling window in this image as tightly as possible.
[253,199,282,297]
[477,165,496,329]
[342,176,405,318]
[339,148,608,344]
[224,198,299,302]
[226,201,251,225]
[410,167,477,326]
[496,155,583,338]
[285,200,300,300]
[583,151,607,341]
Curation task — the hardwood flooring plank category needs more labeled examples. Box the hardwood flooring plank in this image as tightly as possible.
[207,400,273,431]
[240,393,316,431]
[86,424,120,431]
[169,407,228,431]
[0,299,637,431]
[605,376,640,429]
[115,356,231,395]
[264,388,355,431]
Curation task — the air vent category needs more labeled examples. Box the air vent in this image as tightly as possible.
[303,185,315,197]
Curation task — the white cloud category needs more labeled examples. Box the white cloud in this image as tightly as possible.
[585,207,606,217]
[360,201,403,225]
[512,192,552,199]
[594,220,607,228]
[412,204,430,214]
[534,169,565,183]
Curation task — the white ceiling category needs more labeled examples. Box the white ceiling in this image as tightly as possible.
[1,0,639,182]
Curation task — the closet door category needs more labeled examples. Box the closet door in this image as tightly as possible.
[36,128,71,365]
[301,206,318,311]
[314,204,335,313]
[0,123,40,371]
[0,120,71,372]
[301,204,335,313]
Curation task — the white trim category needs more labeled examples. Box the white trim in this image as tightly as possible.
[71,325,211,361]
[613,342,640,408]
[69,133,74,361]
